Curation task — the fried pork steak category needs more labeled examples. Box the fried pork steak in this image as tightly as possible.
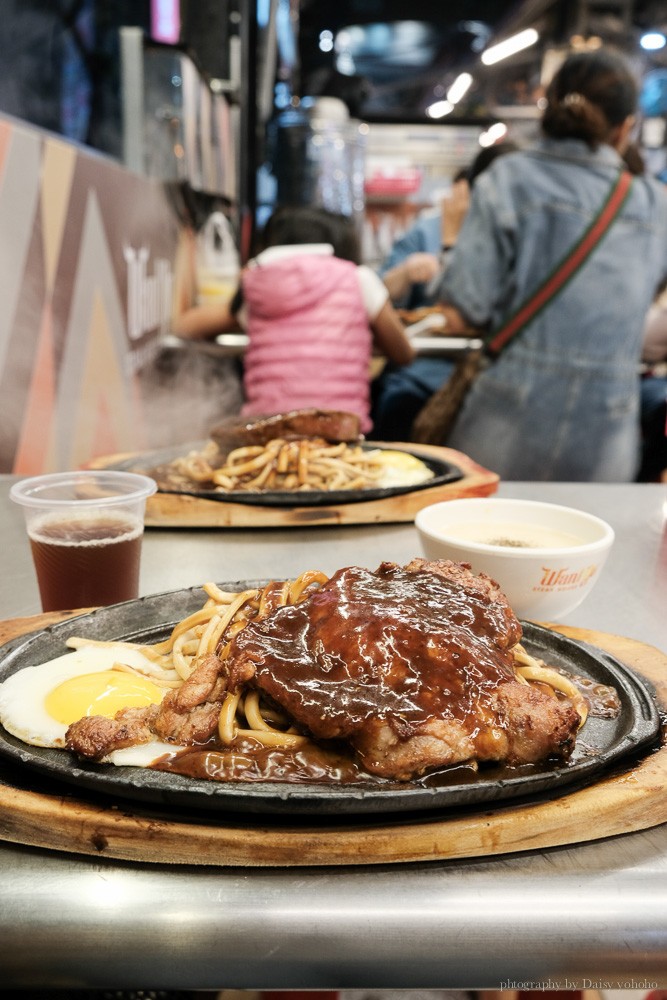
[66,560,580,780]
[225,559,580,779]
[210,408,361,459]
[66,654,227,761]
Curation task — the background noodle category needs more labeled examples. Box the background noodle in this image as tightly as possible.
[164,437,387,493]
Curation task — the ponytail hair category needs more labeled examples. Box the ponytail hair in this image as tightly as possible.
[541,49,637,148]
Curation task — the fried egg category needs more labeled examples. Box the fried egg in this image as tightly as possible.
[376,449,435,488]
[0,644,183,766]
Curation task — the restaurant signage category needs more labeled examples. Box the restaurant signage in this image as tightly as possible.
[0,113,190,474]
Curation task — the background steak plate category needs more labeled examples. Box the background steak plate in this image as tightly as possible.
[101,441,463,507]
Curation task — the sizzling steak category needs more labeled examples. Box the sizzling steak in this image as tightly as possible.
[226,559,580,779]
[210,408,362,458]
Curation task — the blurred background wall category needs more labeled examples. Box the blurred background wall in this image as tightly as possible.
[0,0,665,472]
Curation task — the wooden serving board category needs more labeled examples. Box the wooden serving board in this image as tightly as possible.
[0,614,665,867]
[88,444,498,527]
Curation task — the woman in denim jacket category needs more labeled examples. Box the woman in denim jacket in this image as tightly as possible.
[438,48,667,481]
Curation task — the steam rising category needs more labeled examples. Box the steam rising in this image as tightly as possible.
[138,343,243,449]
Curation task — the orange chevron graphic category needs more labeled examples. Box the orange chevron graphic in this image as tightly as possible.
[40,138,77,293]
[0,119,13,186]
[13,300,57,474]
[68,291,139,469]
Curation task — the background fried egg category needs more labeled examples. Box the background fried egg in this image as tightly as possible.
[0,645,183,766]
[376,450,434,488]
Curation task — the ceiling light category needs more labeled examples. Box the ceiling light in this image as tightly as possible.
[426,100,454,119]
[479,122,508,147]
[447,72,473,105]
[640,31,666,51]
[481,28,539,65]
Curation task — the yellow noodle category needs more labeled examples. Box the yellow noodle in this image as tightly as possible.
[224,445,266,460]
[513,644,588,725]
[218,689,242,744]
[172,636,197,680]
[240,690,303,740]
[111,662,181,689]
[203,582,251,603]
[256,583,275,617]
[196,612,224,658]
[289,569,328,603]
[297,441,309,485]
[150,607,220,656]
[199,591,258,657]
[245,460,276,490]
[235,728,308,748]
[158,434,402,495]
[64,636,173,671]
[174,453,216,483]
[243,690,282,732]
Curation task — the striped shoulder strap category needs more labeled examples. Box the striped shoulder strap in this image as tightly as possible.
[486,170,634,358]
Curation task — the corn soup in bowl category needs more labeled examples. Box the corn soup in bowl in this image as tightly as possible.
[415,497,614,620]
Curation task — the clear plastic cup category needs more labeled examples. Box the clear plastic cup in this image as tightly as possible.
[10,470,157,612]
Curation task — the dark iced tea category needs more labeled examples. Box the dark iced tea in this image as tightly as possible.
[28,512,143,611]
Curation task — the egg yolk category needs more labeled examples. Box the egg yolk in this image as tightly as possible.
[379,450,427,471]
[44,670,163,724]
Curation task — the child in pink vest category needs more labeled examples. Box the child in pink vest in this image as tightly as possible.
[175,206,414,433]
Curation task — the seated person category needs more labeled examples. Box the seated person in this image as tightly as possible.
[379,167,470,310]
[174,204,414,435]
[371,144,518,442]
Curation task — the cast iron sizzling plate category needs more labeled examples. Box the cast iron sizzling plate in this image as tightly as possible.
[0,583,660,818]
[102,440,463,507]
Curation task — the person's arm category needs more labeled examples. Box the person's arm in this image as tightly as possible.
[378,214,441,308]
[436,169,514,331]
[359,264,415,365]
[440,178,471,249]
[172,288,243,340]
[643,287,667,363]
[370,300,416,366]
[382,252,440,304]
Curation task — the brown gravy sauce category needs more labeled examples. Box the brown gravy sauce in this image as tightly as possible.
[152,672,620,789]
[153,737,382,785]
[562,669,621,718]
[226,563,521,742]
[152,736,563,787]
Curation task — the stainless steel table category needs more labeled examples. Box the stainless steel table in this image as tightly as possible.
[0,476,666,990]
[165,331,483,360]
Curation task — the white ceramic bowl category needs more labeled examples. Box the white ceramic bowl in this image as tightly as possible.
[414,497,614,621]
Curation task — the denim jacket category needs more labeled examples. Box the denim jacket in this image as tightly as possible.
[439,138,667,481]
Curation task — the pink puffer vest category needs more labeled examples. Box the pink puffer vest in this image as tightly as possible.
[241,253,373,431]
